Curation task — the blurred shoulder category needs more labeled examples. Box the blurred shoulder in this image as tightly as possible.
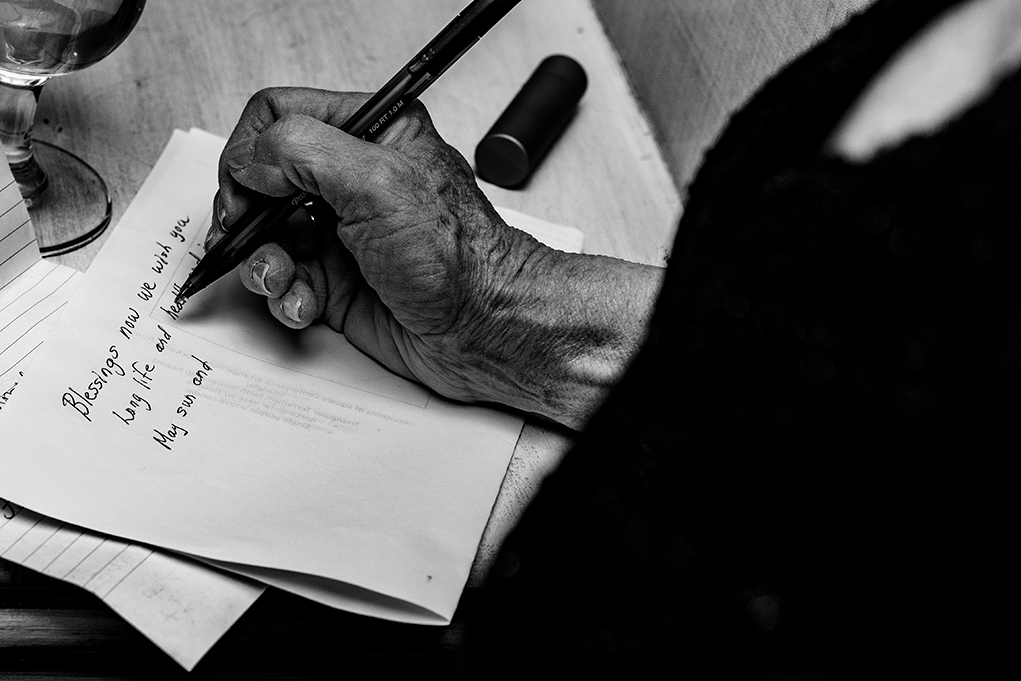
[829,0,1021,161]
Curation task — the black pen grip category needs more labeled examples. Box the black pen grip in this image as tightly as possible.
[179,0,523,303]
[181,191,309,299]
[216,191,310,262]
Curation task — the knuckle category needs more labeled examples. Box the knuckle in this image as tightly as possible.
[264,115,331,191]
[404,100,432,125]
[273,113,318,141]
[243,87,305,133]
[250,86,289,107]
[363,153,421,201]
[242,87,281,124]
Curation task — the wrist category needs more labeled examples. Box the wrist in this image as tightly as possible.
[455,229,662,429]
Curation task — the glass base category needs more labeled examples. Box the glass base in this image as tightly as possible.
[24,140,112,257]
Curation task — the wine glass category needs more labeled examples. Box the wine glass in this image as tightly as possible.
[0,0,145,256]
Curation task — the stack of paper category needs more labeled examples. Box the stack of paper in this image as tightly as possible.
[1,150,264,670]
[0,129,583,669]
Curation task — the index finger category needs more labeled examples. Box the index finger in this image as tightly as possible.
[216,88,374,230]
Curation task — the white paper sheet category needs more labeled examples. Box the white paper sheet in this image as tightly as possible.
[0,506,262,670]
[0,129,571,624]
[1,159,264,671]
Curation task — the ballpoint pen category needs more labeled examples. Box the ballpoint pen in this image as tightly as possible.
[175,0,523,305]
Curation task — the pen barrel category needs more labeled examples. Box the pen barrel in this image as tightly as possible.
[474,55,587,188]
[181,0,524,303]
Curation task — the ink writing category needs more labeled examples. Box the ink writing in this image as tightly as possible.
[61,346,126,422]
[169,216,189,244]
[136,280,157,302]
[154,324,172,353]
[176,394,196,417]
[120,307,140,340]
[153,422,188,451]
[0,372,21,411]
[161,285,185,320]
[151,242,173,275]
[1,497,21,520]
[191,355,212,386]
[131,361,155,391]
[112,393,152,426]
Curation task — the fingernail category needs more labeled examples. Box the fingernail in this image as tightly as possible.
[250,261,270,295]
[203,224,220,249]
[224,137,255,170]
[282,292,302,322]
[215,194,230,230]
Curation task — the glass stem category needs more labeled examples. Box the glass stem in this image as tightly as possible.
[0,82,49,205]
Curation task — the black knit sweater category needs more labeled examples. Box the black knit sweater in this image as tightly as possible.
[462,0,1015,676]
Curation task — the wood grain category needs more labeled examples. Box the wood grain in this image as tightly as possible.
[35,0,680,270]
[590,0,876,194]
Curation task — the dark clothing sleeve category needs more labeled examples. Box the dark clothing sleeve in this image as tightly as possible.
[457,1,1016,677]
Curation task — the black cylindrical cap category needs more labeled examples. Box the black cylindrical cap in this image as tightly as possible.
[475,55,587,188]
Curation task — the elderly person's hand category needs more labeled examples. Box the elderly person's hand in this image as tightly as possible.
[211,87,660,429]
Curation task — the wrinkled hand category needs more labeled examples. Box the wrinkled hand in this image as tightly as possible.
[210,87,535,403]
[212,87,660,428]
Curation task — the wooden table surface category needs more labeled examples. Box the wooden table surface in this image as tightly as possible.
[2,0,680,677]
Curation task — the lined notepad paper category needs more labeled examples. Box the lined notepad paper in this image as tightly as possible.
[0,162,264,671]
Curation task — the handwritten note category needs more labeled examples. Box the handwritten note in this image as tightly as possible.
[0,129,578,624]
[1,157,264,670]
